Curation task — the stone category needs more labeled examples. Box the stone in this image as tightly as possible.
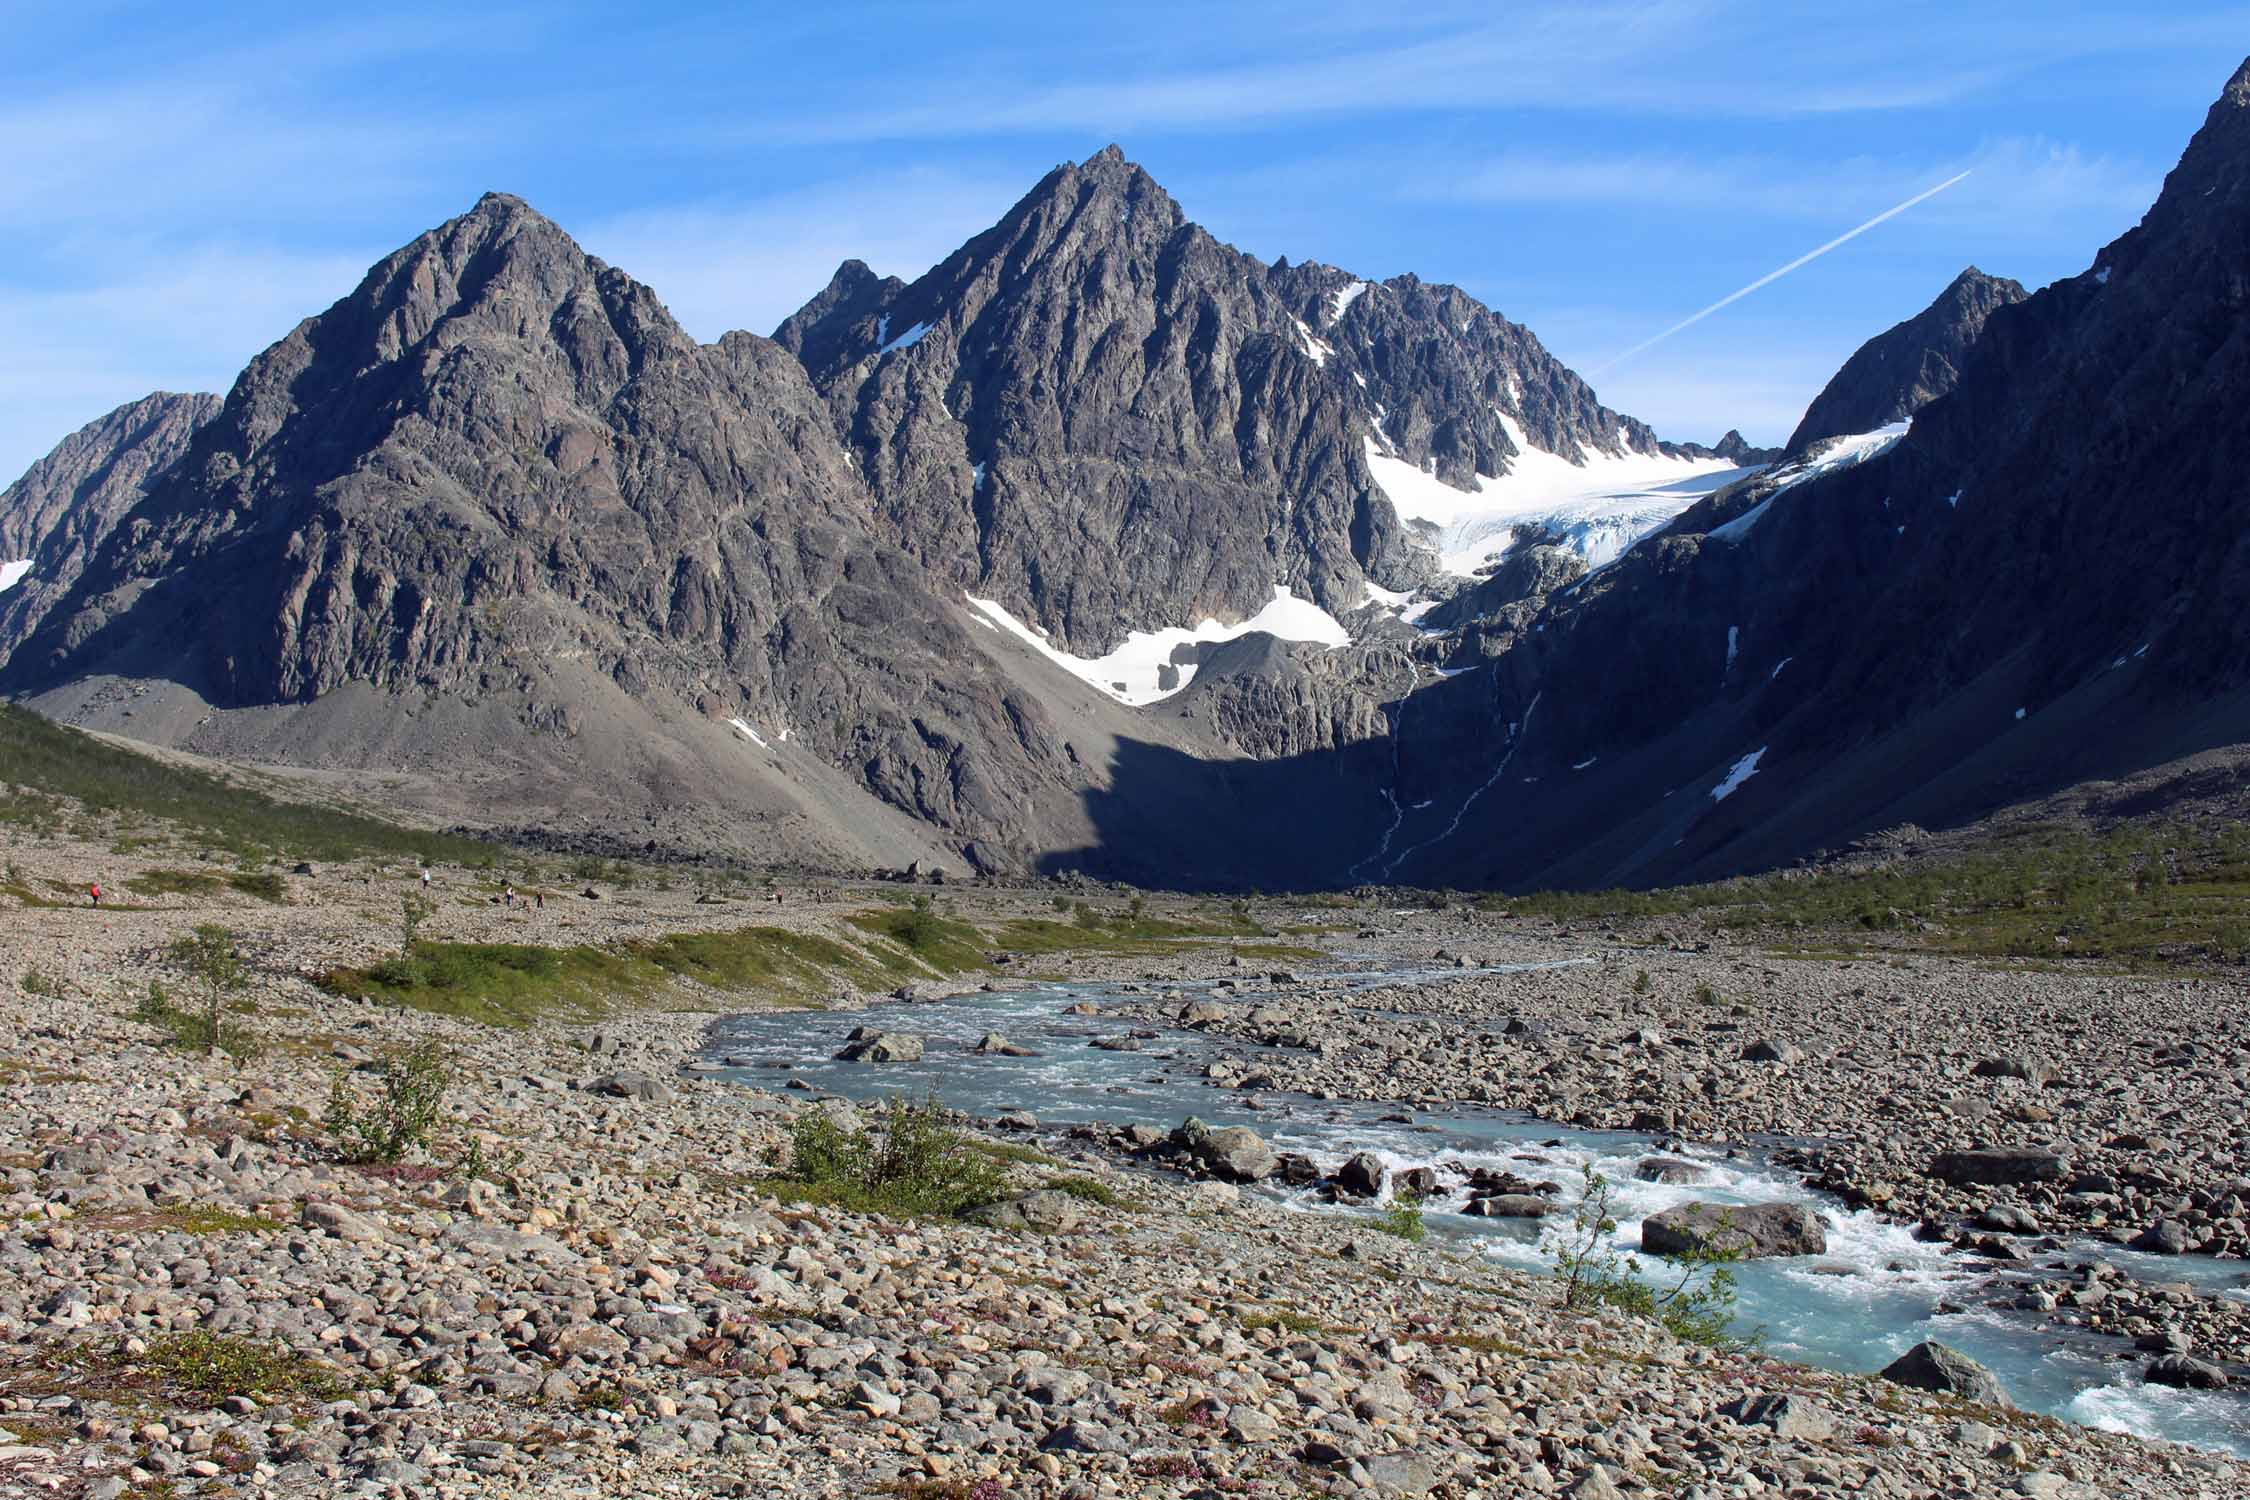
[1721,1392,1836,1442]
[1632,1155,1708,1184]
[1177,999,1228,1026]
[1641,1201,1827,1258]
[1335,1151,1387,1197]
[1463,1194,1551,1219]
[1740,1038,1802,1064]
[2144,1353,2229,1389]
[971,1032,1036,1057]
[1971,1056,2051,1083]
[1362,1453,1435,1494]
[1170,1118,1278,1183]
[588,1071,675,1101]
[1226,1408,1280,1443]
[299,1201,379,1243]
[835,1032,923,1063]
[1880,1341,2012,1408]
[966,1190,1083,1234]
[2130,1220,2192,1254]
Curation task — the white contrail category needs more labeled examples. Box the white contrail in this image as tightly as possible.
[1593,169,1973,376]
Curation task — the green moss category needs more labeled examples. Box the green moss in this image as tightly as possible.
[130,1331,348,1405]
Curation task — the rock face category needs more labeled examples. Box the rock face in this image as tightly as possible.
[1364,57,2250,895]
[1880,1341,2013,1408]
[779,145,1692,654]
[0,193,1102,870]
[1784,267,2026,453]
[0,391,220,658]
[1640,1201,1827,1259]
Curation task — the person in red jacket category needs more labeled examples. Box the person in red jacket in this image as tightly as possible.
[90,882,101,907]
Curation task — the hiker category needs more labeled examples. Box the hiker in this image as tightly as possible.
[503,883,516,908]
[420,867,431,890]
[89,882,101,908]
[535,890,544,910]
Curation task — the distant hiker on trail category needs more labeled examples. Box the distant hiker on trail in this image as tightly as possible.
[420,868,431,890]
[534,891,544,910]
[89,883,101,908]
[503,883,516,908]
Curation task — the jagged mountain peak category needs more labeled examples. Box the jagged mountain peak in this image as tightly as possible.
[1783,262,2025,453]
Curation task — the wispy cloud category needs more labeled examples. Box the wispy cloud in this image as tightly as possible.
[1400,137,2158,234]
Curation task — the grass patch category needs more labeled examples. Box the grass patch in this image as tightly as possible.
[126,869,225,898]
[158,1204,287,1235]
[969,1140,1062,1168]
[1239,1309,1328,1337]
[318,924,903,1025]
[113,1331,348,1406]
[0,702,490,864]
[845,905,988,973]
[1502,819,2250,975]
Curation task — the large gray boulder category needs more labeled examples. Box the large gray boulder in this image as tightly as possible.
[1879,1341,2012,1407]
[1169,1118,1277,1183]
[966,1190,1083,1234]
[835,1031,923,1063]
[1641,1201,1826,1259]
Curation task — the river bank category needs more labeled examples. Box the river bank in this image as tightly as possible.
[2,835,2248,1495]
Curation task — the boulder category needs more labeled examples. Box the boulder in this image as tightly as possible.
[2130,1220,2193,1254]
[300,1201,380,1243]
[587,1070,674,1101]
[966,1190,1083,1234]
[1464,1194,1552,1219]
[1334,1151,1387,1198]
[1927,1149,2068,1187]
[835,1032,923,1063]
[2144,1354,2229,1390]
[1170,1118,1277,1183]
[1176,999,1228,1026]
[1879,1340,2012,1407]
[1641,1201,1827,1259]
[1633,1156,1708,1185]
[1720,1392,1836,1441]
[1970,1056,2051,1084]
[971,1032,1037,1057]
[1740,1038,1802,1064]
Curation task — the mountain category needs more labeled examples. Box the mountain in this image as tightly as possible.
[1784,267,2027,453]
[0,391,221,646]
[776,146,1744,653]
[0,195,1132,871]
[24,59,2249,897]
[1346,55,2250,891]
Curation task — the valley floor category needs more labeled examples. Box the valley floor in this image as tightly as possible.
[1,832,2246,1498]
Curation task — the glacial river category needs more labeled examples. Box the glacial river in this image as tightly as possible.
[705,964,2250,1456]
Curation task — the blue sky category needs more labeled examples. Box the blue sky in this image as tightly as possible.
[3,2,2243,480]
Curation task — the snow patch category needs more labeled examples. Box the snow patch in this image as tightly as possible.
[1710,747,1765,803]
[2094,266,2112,286]
[1571,757,1598,771]
[1292,318,1334,367]
[1724,625,1739,673]
[0,559,30,596]
[1710,423,1909,546]
[1328,281,1369,322]
[964,585,1350,707]
[1944,489,1962,509]
[1363,414,1747,577]
[727,717,770,749]
[879,320,932,355]
[2014,707,2027,720]
[1361,579,1415,609]
[971,461,987,491]
[1769,656,1793,680]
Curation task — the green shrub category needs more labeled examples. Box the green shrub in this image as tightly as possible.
[1544,1166,1740,1346]
[766,1094,1006,1218]
[326,1041,450,1163]
[163,925,253,1061]
[21,969,60,998]
[1374,1191,1427,1243]
[132,982,264,1063]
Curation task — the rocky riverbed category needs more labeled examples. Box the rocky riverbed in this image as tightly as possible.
[3,841,2249,1495]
